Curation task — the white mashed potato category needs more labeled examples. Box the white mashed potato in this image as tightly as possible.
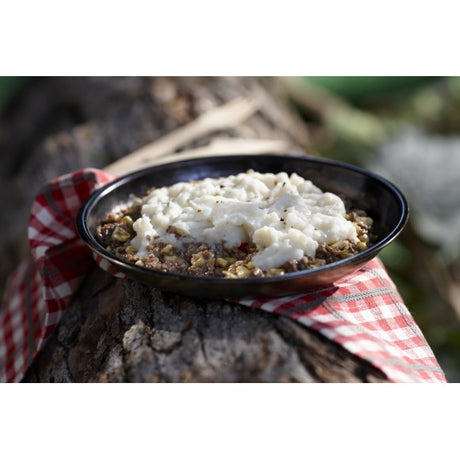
[131,170,358,271]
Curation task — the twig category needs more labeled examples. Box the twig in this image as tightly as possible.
[137,138,291,168]
[105,97,260,175]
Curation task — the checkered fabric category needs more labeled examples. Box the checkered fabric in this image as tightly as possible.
[0,169,447,383]
[239,260,445,383]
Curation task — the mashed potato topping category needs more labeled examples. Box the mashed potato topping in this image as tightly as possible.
[130,170,359,271]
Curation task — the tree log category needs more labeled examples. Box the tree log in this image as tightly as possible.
[0,77,387,382]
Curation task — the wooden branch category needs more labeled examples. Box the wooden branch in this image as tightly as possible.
[105,137,289,175]
[105,97,260,175]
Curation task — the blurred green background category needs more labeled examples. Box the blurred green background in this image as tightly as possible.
[1,76,460,381]
[286,76,460,382]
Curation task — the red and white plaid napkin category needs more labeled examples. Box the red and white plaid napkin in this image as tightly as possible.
[0,168,447,383]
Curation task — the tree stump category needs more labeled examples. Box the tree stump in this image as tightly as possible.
[0,77,387,382]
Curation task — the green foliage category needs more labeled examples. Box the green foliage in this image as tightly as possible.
[305,76,439,106]
[378,240,412,272]
[0,77,28,112]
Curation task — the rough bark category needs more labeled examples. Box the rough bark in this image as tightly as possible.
[0,76,388,382]
[24,267,386,383]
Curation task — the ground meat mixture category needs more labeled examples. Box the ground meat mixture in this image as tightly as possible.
[95,198,375,278]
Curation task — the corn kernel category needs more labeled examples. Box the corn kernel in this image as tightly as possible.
[216,258,229,268]
[267,268,285,276]
[111,227,130,242]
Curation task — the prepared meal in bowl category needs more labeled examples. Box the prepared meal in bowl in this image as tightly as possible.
[95,170,374,278]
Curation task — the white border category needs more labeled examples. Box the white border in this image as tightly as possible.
[1,1,459,75]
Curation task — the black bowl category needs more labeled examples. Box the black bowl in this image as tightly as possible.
[77,154,408,298]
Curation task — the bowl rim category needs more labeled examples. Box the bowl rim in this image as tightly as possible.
[77,153,409,286]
